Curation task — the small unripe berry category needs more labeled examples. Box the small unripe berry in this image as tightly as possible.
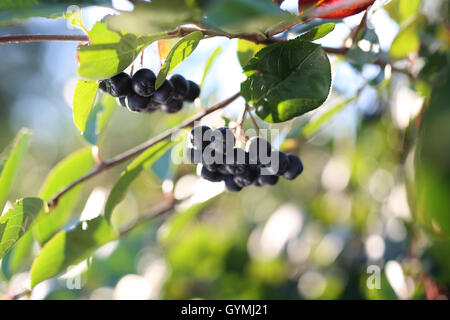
[131,69,156,97]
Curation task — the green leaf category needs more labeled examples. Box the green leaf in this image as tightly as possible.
[347,28,381,65]
[104,138,182,222]
[237,39,265,69]
[204,0,294,34]
[390,15,423,60]
[106,0,201,35]
[83,94,117,145]
[30,216,118,288]
[33,147,95,244]
[0,129,32,213]
[302,97,356,137]
[78,21,166,80]
[0,1,112,26]
[0,198,44,259]
[1,233,35,278]
[73,80,99,133]
[201,46,223,87]
[155,31,204,89]
[241,39,331,123]
[298,23,335,41]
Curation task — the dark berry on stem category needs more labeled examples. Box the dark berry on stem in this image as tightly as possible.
[117,97,127,108]
[233,167,258,188]
[283,154,304,180]
[225,175,242,192]
[170,74,189,100]
[189,125,212,151]
[246,136,272,165]
[161,99,183,113]
[210,127,235,154]
[225,148,248,175]
[131,68,156,97]
[126,92,150,112]
[257,174,279,186]
[108,72,132,97]
[152,79,174,104]
[201,165,225,182]
[185,80,200,102]
[265,151,289,176]
[99,80,108,93]
[147,98,161,112]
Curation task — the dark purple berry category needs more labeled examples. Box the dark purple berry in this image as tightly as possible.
[210,127,235,154]
[224,175,242,192]
[283,154,304,180]
[170,74,189,100]
[108,72,132,97]
[257,174,279,186]
[186,147,203,164]
[189,125,212,151]
[161,99,183,113]
[233,166,258,188]
[185,80,200,102]
[264,151,289,176]
[225,148,249,175]
[246,136,272,165]
[117,97,127,108]
[131,69,156,97]
[146,98,161,112]
[201,165,225,182]
[99,80,108,93]
[126,92,150,112]
[152,79,174,104]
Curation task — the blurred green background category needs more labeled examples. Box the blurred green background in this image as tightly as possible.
[0,0,449,300]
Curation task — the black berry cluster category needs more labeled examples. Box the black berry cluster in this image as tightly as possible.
[99,70,200,114]
[186,126,304,192]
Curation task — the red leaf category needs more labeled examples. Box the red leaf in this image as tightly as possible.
[299,0,375,19]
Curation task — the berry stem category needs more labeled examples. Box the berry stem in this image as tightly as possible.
[246,103,264,138]
[48,92,241,208]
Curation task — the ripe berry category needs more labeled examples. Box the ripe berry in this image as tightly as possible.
[216,164,230,176]
[224,175,242,192]
[210,127,235,154]
[118,97,127,108]
[246,136,272,165]
[161,99,183,113]
[108,72,132,97]
[147,98,161,112]
[185,80,200,102]
[283,154,304,180]
[233,166,258,188]
[152,79,174,104]
[264,151,289,176]
[190,125,212,151]
[126,92,150,112]
[170,74,189,100]
[225,148,248,175]
[257,174,279,186]
[131,69,156,97]
[186,147,203,164]
[99,80,108,93]
[201,165,225,182]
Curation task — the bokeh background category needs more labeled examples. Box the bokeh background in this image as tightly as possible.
[0,0,449,299]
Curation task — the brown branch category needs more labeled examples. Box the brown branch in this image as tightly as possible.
[48,92,241,208]
[0,34,89,44]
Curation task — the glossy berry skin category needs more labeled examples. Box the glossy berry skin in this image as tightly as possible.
[265,151,290,176]
[201,165,225,182]
[117,97,127,108]
[233,166,258,188]
[106,72,133,97]
[186,147,200,164]
[126,92,150,112]
[161,99,183,113]
[190,125,212,151]
[147,98,161,112]
[257,174,279,186]
[210,127,235,154]
[99,80,108,93]
[131,69,156,97]
[152,79,174,104]
[246,136,272,165]
[170,74,189,100]
[185,80,200,102]
[225,148,249,175]
[283,154,304,180]
[224,175,242,192]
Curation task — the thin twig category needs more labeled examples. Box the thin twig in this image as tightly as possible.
[0,34,89,44]
[246,103,264,137]
[48,92,241,208]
